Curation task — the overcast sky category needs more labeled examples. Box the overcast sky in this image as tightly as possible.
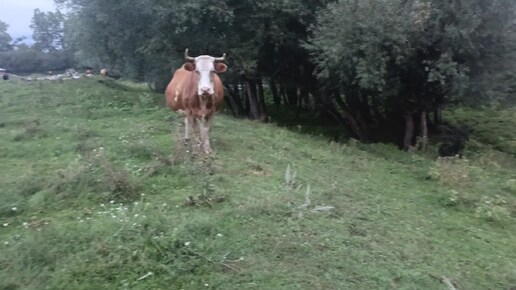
[0,0,56,40]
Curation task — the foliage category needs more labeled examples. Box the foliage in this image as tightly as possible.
[0,44,73,73]
[0,9,72,73]
[307,0,516,144]
[30,9,66,52]
[0,20,12,52]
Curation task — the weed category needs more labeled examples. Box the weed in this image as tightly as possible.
[428,156,472,187]
[504,179,516,195]
[284,164,297,189]
[442,189,475,208]
[11,120,47,141]
[475,195,511,223]
[184,180,226,208]
[102,157,139,199]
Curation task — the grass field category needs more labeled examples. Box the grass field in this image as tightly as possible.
[0,78,515,290]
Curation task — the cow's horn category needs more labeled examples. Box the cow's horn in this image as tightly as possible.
[184,48,195,62]
[214,53,226,62]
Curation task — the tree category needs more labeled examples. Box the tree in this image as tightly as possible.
[30,9,65,52]
[56,0,331,121]
[0,20,13,52]
[307,0,516,148]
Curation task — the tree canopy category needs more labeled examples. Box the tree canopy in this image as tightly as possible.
[0,10,71,73]
[307,0,516,146]
[30,9,65,52]
[0,20,12,52]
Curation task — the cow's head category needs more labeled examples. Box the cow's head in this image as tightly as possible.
[183,49,227,96]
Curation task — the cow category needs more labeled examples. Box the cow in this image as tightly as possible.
[165,49,227,154]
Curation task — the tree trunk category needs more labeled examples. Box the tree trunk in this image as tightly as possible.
[434,106,442,125]
[286,86,298,106]
[296,86,310,119]
[269,77,281,109]
[419,110,428,152]
[241,80,250,116]
[403,110,415,151]
[279,83,288,106]
[223,93,237,116]
[229,83,245,116]
[257,77,268,121]
[245,77,261,120]
[334,92,366,141]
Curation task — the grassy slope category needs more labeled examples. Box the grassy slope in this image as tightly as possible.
[0,79,515,290]
[444,106,516,156]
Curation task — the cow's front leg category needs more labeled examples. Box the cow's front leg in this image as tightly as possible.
[199,118,213,154]
[183,115,194,143]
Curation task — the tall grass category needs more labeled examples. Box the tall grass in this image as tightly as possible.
[0,79,515,289]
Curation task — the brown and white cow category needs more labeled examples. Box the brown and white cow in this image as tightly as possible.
[165,49,227,154]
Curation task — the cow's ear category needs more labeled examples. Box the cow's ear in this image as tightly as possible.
[184,62,196,71]
[214,63,227,73]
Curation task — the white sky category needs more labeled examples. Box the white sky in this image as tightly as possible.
[0,0,56,40]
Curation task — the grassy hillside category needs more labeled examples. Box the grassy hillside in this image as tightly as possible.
[444,106,516,156]
[0,78,515,290]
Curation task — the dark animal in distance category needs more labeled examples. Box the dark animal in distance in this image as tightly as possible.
[437,126,469,157]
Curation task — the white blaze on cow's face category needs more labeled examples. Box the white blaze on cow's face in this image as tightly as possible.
[194,56,216,96]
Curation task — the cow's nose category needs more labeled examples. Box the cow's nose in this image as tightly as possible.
[200,87,210,93]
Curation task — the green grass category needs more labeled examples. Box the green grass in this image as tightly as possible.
[444,105,516,156]
[0,78,515,289]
